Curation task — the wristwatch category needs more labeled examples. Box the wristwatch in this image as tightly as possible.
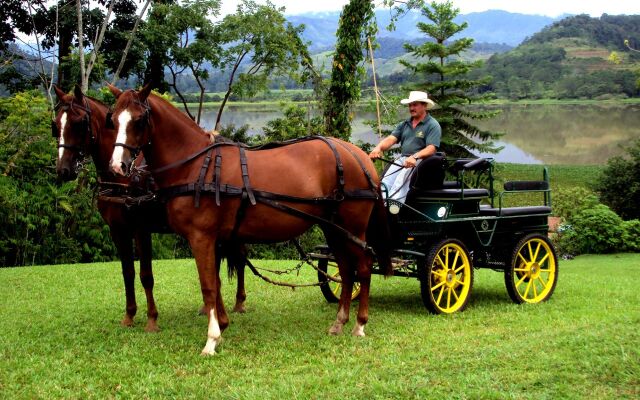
[411,155,420,161]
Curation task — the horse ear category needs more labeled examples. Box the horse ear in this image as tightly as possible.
[53,85,67,101]
[138,82,153,101]
[106,83,123,98]
[73,84,84,101]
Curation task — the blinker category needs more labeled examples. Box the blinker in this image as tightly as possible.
[105,112,115,129]
[51,120,58,138]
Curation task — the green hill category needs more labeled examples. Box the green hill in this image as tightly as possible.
[473,14,640,99]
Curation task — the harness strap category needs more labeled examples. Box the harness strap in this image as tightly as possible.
[254,196,370,252]
[214,146,222,206]
[312,136,345,193]
[238,146,256,205]
[194,148,213,208]
[332,139,379,192]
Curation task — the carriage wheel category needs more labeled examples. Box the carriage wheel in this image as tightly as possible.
[419,239,474,314]
[317,258,361,303]
[505,234,558,304]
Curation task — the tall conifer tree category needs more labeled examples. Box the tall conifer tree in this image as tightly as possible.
[401,0,501,156]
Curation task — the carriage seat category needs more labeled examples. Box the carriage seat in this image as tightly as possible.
[408,154,489,200]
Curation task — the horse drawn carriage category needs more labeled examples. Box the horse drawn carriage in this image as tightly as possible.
[312,153,558,314]
[54,84,558,354]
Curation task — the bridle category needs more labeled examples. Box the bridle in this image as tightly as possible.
[112,90,152,161]
[52,97,96,158]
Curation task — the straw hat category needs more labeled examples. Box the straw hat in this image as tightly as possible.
[400,91,437,110]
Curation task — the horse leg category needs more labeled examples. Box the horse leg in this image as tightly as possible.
[233,262,247,313]
[328,249,354,336]
[135,231,159,332]
[229,243,247,313]
[190,234,228,355]
[351,249,372,337]
[111,229,137,327]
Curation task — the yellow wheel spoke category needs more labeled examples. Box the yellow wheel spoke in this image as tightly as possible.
[536,275,548,289]
[523,279,533,299]
[518,252,528,264]
[451,287,460,301]
[452,250,460,270]
[514,267,528,272]
[444,248,450,269]
[436,285,445,305]
[526,242,533,262]
[532,280,539,298]
[431,280,446,292]
[533,241,542,261]
[436,254,446,269]
[447,287,452,309]
[516,274,528,288]
[454,264,467,274]
[537,252,550,265]
[332,284,341,297]
[432,269,447,278]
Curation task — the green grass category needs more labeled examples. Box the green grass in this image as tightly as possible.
[1,254,638,399]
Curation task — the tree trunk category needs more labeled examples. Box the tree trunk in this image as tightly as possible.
[111,0,152,84]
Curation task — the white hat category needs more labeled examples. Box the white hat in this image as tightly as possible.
[400,90,437,110]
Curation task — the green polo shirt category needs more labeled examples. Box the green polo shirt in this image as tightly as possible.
[391,114,441,156]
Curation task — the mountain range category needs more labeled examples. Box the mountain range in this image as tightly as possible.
[288,9,569,51]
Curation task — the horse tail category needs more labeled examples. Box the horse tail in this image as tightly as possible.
[220,241,247,280]
[367,192,393,277]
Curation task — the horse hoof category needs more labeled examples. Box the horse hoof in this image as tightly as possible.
[121,317,134,327]
[328,323,343,336]
[145,321,160,333]
[351,323,366,337]
[232,304,246,313]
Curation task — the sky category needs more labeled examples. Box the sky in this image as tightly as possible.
[219,0,640,18]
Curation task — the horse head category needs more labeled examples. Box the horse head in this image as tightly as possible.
[108,83,153,176]
[53,85,95,181]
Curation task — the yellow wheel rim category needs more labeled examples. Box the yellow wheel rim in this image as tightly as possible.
[430,243,472,313]
[327,262,361,301]
[513,238,557,303]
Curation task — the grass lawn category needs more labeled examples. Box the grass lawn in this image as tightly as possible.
[1,254,638,399]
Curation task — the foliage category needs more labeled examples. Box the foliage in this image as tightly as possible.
[551,186,600,221]
[620,219,640,252]
[476,14,640,100]
[257,103,324,143]
[141,0,221,123]
[212,0,313,129]
[400,0,502,157]
[594,138,640,220]
[323,0,376,141]
[0,91,115,266]
[556,204,625,255]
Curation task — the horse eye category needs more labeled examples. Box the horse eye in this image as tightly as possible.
[134,118,146,129]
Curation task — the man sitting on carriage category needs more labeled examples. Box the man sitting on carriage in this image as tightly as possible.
[368,90,441,203]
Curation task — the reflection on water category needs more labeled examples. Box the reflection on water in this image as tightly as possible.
[199,103,640,165]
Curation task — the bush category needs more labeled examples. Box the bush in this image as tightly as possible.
[594,139,640,220]
[621,219,640,252]
[556,204,624,255]
[552,186,600,220]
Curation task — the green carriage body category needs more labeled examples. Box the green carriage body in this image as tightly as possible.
[314,155,559,313]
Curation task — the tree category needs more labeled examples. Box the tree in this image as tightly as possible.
[323,0,376,141]
[141,0,221,123]
[594,138,640,220]
[213,0,312,130]
[400,0,501,156]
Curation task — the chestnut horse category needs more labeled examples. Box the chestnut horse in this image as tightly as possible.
[107,84,392,355]
[53,85,248,333]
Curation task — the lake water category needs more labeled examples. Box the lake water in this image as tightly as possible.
[198,103,640,165]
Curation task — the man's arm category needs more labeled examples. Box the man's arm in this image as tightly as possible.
[369,135,398,159]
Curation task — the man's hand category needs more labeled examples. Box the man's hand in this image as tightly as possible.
[403,155,418,168]
[369,147,383,159]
